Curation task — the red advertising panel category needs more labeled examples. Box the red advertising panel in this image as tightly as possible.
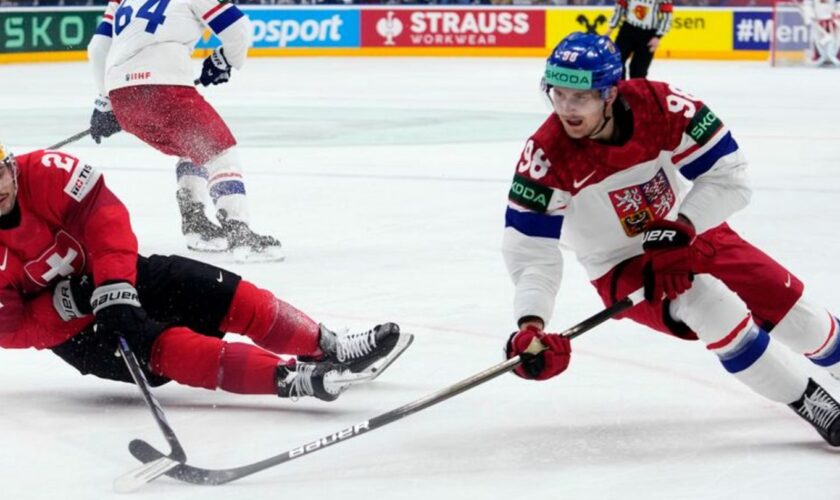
[361,9,545,48]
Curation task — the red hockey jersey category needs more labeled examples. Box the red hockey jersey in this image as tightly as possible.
[0,150,138,349]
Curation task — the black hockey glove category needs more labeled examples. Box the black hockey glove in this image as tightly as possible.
[52,274,94,321]
[90,281,163,348]
[90,95,121,144]
[199,48,232,87]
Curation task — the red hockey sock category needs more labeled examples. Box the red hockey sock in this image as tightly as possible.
[150,327,286,395]
[219,280,322,357]
[217,342,287,395]
[150,327,225,390]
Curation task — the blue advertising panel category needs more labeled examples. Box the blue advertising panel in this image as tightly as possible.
[733,9,809,51]
[197,9,360,49]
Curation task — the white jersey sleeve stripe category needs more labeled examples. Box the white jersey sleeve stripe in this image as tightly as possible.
[678,132,739,180]
[203,3,245,34]
[505,207,563,239]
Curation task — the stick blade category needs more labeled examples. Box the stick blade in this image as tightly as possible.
[113,456,181,493]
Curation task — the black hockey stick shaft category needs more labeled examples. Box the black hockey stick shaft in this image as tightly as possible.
[46,128,91,150]
[117,336,187,463]
[130,290,644,485]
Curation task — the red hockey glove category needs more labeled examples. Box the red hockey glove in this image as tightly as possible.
[505,325,571,381]
[641,218,696,303]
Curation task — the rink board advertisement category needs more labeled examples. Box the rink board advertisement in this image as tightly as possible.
[0,9,101,57]
[197,9,360,49]
[545,8,734,59]
[0,6,792,63]
[359,9,545,48]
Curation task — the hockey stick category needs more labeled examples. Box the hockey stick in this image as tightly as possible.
[112,336,187,493]
[127,289,645,487]
[46,128,91,150]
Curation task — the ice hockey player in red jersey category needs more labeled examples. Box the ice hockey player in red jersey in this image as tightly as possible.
[503,32,840,446]
[86,0,282,262]
[0,146,413,401]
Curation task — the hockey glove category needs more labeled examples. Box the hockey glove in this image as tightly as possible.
[53,275,94,321]
[90,281,162,348]
[199,48,232,87]
[505,325,571,381]
[641,218,696,303]
[89,95,121,144]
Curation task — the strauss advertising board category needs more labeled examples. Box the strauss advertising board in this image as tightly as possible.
[360,9,545,48]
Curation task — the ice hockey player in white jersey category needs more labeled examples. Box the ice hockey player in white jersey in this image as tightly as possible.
[503,32,840,447]
[87,0,283,262]
[802,0,840,65]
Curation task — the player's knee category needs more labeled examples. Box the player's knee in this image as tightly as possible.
[669,274,749,344]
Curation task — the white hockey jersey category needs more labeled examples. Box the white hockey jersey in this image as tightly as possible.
[88,0,251,95]
[503,79,751,325]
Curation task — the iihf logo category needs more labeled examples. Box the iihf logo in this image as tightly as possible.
[376,11,403,46]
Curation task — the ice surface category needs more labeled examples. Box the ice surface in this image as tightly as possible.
[0,57,838,499]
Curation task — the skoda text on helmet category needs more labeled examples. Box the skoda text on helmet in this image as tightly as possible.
[543,32,623,100]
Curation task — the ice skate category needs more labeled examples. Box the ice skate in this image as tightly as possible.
[311,322,414,380]
[176,188,227,252]
[275,360,371,402]
[217,209,284,263]
[789,378,840,446]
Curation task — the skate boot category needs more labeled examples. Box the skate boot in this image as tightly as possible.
[218,209,284,263]
[312,322,414,380]
[176,188,227,252]
[789,378,840,446]
[276,360,367,402]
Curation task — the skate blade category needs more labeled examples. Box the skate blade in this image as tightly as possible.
[364,333,415,381]
[185,234,228,253]
[232,246,285,263]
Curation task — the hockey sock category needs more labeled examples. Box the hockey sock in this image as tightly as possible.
[220,280,322,357]
[205,148,248,223]
[175,159,209,203]
[150,326,284,395]
[671,274,808,403]
[768,298,840,374]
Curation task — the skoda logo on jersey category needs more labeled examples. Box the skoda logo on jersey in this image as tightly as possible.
[376,11,403,45]
[544,65,593,90]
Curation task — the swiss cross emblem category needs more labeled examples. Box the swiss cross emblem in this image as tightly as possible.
[609,169,676,236]
[23,230,86,288]
[633,5,649,20]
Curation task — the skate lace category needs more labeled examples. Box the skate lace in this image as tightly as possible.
[336,328,377,363]
[798,385,840,431]
[287,364,317,401]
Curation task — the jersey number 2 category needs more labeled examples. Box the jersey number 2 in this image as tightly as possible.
[115,0,171,35]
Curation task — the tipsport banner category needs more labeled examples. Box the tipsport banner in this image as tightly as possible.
[197,9,361,49]
[360,9,546,48]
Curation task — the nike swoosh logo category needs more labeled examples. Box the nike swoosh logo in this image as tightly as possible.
[785,273,791,288]
[217,271,223,283]
[0,247,7,272]
[572,170,597,189]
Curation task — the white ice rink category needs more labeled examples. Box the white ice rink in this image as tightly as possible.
[0,57,838,499]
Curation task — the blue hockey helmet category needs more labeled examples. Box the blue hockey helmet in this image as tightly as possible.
[543,32,622,98]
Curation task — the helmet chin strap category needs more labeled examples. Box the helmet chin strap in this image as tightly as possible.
[587,100,612,139]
